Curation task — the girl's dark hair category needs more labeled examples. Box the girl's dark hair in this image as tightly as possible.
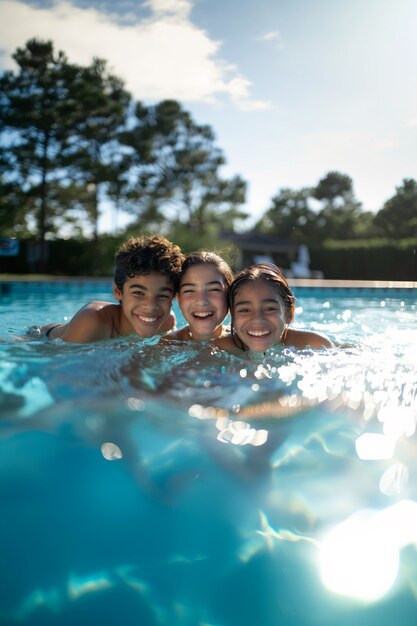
[114,235,184,292]
[180,251,234,287]
[228,263,295,351]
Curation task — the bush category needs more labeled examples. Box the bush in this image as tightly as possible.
[310,239,417,280]
[1,237,416,281]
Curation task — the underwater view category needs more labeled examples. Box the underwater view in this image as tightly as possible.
[1,281,417,626]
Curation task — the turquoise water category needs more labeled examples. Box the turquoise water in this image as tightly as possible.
[1,281,417,626]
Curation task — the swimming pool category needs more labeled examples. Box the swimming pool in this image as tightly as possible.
[1,280,417,626]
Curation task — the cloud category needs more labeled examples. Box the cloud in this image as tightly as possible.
[405,117,417,128]
[0,0,270,109]
[258,30,284,49]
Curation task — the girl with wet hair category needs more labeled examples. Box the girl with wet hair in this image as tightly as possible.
[166,251,234,342]
[215,263,333,354]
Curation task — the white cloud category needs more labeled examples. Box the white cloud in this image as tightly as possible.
[0,0,270,109]
[405,117,417,128]
[258,30,284,49]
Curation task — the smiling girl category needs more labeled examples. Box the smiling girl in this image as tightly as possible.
[166,251,234,342]
[215,263,333,354]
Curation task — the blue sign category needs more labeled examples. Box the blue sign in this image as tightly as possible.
[0,238,19,256]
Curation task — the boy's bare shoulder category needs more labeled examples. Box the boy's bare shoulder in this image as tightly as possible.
[60,301,119,343]
[160,312,177,335]
[285,328,334,349]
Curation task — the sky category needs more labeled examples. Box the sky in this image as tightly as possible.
[1,0,417,234]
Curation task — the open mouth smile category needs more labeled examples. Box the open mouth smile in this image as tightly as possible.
[247,329,271,337]
[192,311,214,319]
[135,314,160,325]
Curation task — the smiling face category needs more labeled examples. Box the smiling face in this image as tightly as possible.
[113,272,174,338]
[232,279,288,352]
[178,264,228,340]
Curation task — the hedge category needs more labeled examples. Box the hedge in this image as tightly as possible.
[1,237,416,281]
[310,239,417,280]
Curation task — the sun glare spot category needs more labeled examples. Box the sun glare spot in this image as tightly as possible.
[378,405,416,439]
[320,501,417,602]
[355,433,395,460]
[319,510,399,601]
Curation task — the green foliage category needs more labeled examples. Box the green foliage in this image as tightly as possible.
[374,178,417,238]
[120,99,247,237]
[255,187,319,242]
[256,171,370,243]
[310,238,417,280]
[2,40,246,256]
[67,58,131,241]
[0,38,82,264]
[2,236,415,280]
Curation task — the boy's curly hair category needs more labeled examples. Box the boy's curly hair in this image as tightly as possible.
[114,235,184,291]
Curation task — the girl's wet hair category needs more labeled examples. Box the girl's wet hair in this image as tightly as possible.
[228,262,295,351]
[180,251,234,287]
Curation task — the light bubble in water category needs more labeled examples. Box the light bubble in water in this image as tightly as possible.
[342,309,352,322]
[85,414,105,432]
[380,301,386,307]
[216,416,230,430]
[323,302,330,309]
[101,442,123,461]
[189,404,218,420]
[126,397,145,411]
[188,404,203,418]
[355,433,395,460]
[379,463,409,496]
[216,420,268,446]
[251,429,269,446]
[378,405,416,439]
[240,368,247,378]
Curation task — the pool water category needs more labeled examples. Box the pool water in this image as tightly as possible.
[1,281,417,626]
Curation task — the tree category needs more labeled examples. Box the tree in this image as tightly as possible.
[0,173,31,236]
[255,187,319,242]
[313,171,363,240]
[68,58,131,241]
[374,178,417,238]
[0,38,82,269]
[120,100,247,241]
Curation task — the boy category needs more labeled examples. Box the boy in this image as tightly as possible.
[38,235,184,343]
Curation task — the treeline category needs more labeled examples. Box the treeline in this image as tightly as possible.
[255,172,417,244]
[2,236,416,281]
[0,38,247,269]
[1,38,417,276]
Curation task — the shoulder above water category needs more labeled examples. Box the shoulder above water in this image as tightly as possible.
[284,328,334,349]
